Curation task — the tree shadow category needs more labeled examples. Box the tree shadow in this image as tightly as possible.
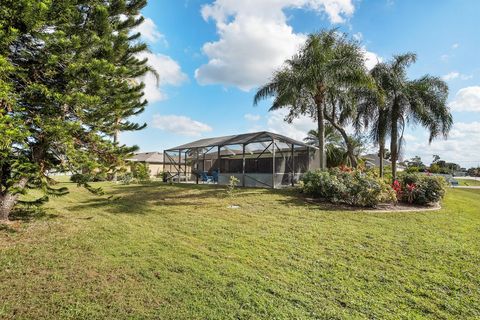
[9,207,59,222]
[67,182,233,215]
[0,223,17,233]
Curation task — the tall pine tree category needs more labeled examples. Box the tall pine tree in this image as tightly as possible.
[0,0,153,220]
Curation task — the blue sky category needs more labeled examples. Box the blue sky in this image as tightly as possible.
[120,0,480,168]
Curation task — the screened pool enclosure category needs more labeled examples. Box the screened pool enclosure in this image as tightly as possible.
[164,131,320,188]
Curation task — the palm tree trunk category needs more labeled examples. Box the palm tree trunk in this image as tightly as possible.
[317,103,326,169]
[324,114,357,168]
[379,143,385,178]
[390,120,398,181]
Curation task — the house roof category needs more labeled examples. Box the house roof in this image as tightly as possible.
[362,153,392,167]
[126,152,164,163]
[165,131,314,151]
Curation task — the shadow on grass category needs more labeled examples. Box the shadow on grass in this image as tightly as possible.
[0,223,17,233]
[67,182,358,215]
[67,182,238,215]
[9,207,59,222]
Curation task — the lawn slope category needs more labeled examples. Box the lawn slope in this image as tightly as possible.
[1,183,479,319]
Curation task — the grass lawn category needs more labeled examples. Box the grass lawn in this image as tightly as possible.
[1,182,479,319]
[456,178,480,186]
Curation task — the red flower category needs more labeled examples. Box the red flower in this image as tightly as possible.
[339,165,352,172]
[392,180,402,200]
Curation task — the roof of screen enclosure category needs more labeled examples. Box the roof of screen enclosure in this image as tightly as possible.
[165,131,316,151]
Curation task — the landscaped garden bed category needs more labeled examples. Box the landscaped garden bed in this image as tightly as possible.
[299,168,447,209]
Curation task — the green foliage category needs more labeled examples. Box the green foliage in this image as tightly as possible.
[131,163,150,182]
[226,176,240,197]
[300,168,396,207]
[70,174,93,185]
[356,54,453,180]
[429,163,441,173]
[118,172,134,185]
[467,167,480,177]
[397,173,448,205]
[159,171,169,182]
[406,166,421,173]
[254,29,372,169]
[304,126,367,168]
[0,0,152,218]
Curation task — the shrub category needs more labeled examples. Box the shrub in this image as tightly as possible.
[70,172,107,184]
[70,173,92,184]
[226,176,240,197]
[130,163,150,182]
[406,166,421,173]
[300,168,396,207]
[118,172,134,185]
[396,173,447,205]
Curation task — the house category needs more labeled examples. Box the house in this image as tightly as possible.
[126,152,166,177]
[164,131,320,188]
[362,153,392,169]
[362,153,405,171]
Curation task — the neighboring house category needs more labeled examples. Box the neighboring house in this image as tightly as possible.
[362,153,391,169]
[126,152,166,177]
[362,153,405,171]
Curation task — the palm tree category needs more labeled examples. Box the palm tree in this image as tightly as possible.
[357,53,452,180]
[304,125,343,167]
[355,64,390,177]
[254,30,370,170]
[304,126,366,168]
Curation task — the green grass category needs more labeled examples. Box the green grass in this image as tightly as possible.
[1,182,479,319]
[456,178,480,186]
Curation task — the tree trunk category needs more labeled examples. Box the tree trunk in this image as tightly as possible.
[0,178,28,221]
[390,120,398,182]
[324,114,357,168]
[317,103,326,170]
[0,193,18,221]
[379,142,385,178]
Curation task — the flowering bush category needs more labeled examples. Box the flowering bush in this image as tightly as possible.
[394,173,447,205]
[300,168,396,207]
[392,180,402,201]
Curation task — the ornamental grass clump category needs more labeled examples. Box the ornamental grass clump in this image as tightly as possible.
[300,168,396,208]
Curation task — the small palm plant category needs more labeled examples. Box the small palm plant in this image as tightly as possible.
[226,176,240,197]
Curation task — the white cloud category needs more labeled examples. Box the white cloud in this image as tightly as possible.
[195,0,355,91]
[441,71,472,81]
[404,122,480,165]
[244,113,261,121]
[362,48,382,70]
[440,54,449,62]
[137,52,188,103]
[266,109,316,141]
[152,114,212,137]
[442,71,460,81]
[449,86,480,112]
[134,17,166,44]
[452,43,459,49]
[130,18,188,102]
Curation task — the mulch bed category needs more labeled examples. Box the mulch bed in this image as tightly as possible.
[304,197,441,212]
